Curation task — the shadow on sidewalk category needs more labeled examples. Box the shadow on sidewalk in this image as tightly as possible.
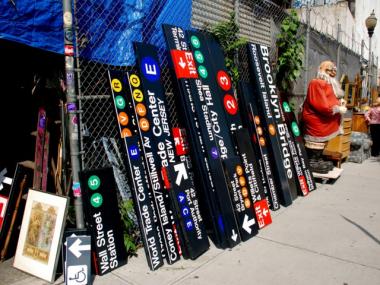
[341,215,380,245]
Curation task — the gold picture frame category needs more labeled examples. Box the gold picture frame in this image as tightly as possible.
[13,189,69,283]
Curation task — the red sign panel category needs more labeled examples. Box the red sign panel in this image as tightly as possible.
[0,195,8,230]
[172,127,189,156]
[170,50,198,79]
[299,175,309,196]
[254,199,272,229]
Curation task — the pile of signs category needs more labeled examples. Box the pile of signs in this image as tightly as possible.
[3,24,317,284]
[103,25,316,273]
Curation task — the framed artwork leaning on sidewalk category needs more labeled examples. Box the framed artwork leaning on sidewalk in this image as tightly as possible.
[13,189,69,283]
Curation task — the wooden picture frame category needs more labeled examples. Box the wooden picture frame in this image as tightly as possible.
[13,189,69,283]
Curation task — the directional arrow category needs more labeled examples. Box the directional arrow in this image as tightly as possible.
[69,238,91,258]
[174,163,188,186]
[231,229,238,241]
[178,57,186,69]
[263,208,269,217]
[242,214,256,234]
[0,177,12,191]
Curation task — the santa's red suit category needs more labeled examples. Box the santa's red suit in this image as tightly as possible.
[301,78,341,142]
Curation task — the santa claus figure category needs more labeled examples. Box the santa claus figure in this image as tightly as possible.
[300,60,346,173]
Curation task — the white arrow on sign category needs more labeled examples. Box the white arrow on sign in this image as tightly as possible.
[0,177,12,191]
[69,238,91,258]
[178,57,186,69]
[174,163,188,186]
[231,229,238,241]
[263,208,269,217]
[242,214,256,234]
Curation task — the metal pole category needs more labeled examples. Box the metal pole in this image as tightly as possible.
[303,1,311,97]
[336,23,341,77]
[368,35,372,105]
[376,56,379,89]
[62,0,85,228]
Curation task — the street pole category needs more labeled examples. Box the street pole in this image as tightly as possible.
[368,37,372,105]
[303,1,311,98]
[62,0,85,228]
[336,23,341,77]
[365,10,377,106]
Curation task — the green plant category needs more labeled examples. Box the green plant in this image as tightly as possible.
[276,9,305,94]
[209,12,247,87]
[119,199,140,256]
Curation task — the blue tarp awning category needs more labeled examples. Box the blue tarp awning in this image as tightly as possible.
[0,0,191,65]
[0,0,64,54]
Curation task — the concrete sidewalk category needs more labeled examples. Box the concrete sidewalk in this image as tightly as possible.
[1,158,380,285]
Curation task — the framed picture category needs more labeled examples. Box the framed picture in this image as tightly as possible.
[13,189,69,283]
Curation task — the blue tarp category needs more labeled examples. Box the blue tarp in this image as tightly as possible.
[0,0,191,65]
[0,0,63,53]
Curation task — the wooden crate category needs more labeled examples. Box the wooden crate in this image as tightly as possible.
[323,118,352,167]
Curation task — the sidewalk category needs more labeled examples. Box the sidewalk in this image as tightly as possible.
[1,158,380,285]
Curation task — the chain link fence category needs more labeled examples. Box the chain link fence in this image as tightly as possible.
[73,0,368,170]
[74,0,289,171]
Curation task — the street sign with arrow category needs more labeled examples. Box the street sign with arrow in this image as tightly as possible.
[65,235,91,285]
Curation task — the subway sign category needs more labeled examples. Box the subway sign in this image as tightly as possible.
[281,100,316,192]
[186,30,264,238]
[163,24,241,248]
[108,69,164,270]
[80,168,127,275]
[238,82,280,211]
[254,44,309,197]
[132,42,209,260]
[124,68,181,265]
[246,43,297,206]
[188,30,271,229]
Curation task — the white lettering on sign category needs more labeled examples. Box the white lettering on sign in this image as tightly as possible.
[145,151,160,191]
[145,63,157,76]
[165,228,177,261]
[147,236,161,269]
[133,165,146,202]
[93,212,106,247]
[277,124,292,179]
[148,90,162,138]
[184,52,197,76]
[93,212,119,274]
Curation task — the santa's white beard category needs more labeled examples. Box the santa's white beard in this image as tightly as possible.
[317,71,344,98]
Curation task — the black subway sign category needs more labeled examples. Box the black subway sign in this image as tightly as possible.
[188,30,272,229]
[80,168,127,275]
[132,42,209,260]
[247,43,297,206]
[281,100,316,192]
[255,44,309,197]
[125,68,181,265]
[108,70,164,270]
[185,30,259,240]
[163,24,241,248]
[238,82,280,211]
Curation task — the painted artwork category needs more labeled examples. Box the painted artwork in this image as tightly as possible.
[22,201,58,264]
[13,190,68,282]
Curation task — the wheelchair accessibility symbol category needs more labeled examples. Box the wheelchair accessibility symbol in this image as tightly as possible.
[68,265,88,284]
